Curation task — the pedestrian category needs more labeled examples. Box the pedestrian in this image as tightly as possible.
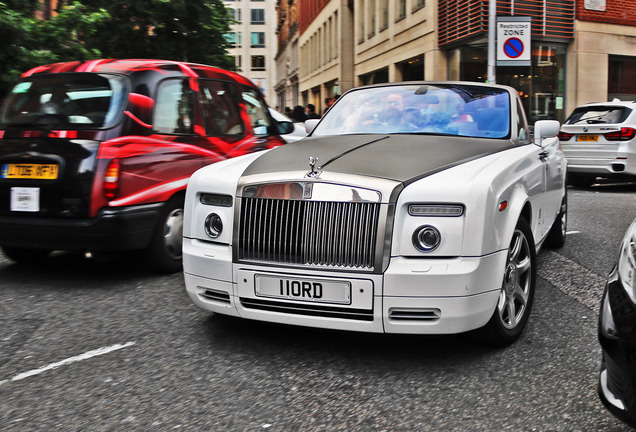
[306,104,320,119]
[284,106,292,116]
[291,105,306,122]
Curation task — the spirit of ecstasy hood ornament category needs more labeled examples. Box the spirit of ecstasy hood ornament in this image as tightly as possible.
[306,156,321,178]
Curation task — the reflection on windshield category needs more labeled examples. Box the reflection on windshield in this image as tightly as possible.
[313,84,511,139]
[0,73,128,129]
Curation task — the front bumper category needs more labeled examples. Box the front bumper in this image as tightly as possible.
[0,203,163,252]
[598,266,636,428]
[183,238,506,334]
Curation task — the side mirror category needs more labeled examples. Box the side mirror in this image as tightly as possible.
[534,120,560,142]
[305,119,320,134]
[276,121,295,135]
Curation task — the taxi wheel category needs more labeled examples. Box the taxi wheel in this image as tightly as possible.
[474,217,536,347]
[1,246,51,263]
[145,195,184,274]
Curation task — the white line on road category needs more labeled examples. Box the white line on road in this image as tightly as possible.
[0,341,136,386]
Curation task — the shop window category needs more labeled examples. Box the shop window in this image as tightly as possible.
[360,68,389,85]
[609,56,636,101]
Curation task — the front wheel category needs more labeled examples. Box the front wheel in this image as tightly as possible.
[144,196,184,274]
[474,218,536,346]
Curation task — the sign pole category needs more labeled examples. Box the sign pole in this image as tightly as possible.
[487,0,496,83]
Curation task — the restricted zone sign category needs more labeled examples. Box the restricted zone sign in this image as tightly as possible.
[497,17,531,66]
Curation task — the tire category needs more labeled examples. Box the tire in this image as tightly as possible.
[1,246,51,263]
[545,192,567,249]
[567,173,595,188]
[144,195,184,274]
[474,217,536,347]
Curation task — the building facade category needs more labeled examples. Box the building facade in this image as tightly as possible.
[292,0,636,124]
[274,0,301,111]
[224,0,278,103]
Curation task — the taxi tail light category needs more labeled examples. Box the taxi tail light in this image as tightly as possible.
[604,127,636,141]
[103,159,120,200]
[557,131,573,141]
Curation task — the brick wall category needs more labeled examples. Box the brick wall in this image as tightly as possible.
[577,0,636,26]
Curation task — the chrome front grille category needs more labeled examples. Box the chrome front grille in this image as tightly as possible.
[238,198,380,270]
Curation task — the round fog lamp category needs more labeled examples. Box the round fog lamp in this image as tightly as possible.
[412,225,441,252]
[205,213,223,239]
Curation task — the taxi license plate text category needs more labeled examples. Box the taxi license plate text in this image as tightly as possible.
[1,163,59,179]
[576,135,598,142]
[255,275,351,305]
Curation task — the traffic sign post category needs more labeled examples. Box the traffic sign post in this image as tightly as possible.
[497,17,531,66]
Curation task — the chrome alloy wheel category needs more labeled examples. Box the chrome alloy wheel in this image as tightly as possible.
[162,208,184,260]
[498,228,532,329]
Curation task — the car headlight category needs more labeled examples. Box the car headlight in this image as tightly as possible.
[412,225,441,252]
[617,219,636,302]
[204,213,223,239]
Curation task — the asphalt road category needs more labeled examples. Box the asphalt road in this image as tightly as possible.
[0,181,635,431]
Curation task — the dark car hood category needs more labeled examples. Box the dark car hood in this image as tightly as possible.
[242,134,516,185]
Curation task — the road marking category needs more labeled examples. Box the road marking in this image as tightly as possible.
[537,250,606,310]
[0,341,136,386]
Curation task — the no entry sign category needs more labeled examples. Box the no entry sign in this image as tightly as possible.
[497,17,531,66]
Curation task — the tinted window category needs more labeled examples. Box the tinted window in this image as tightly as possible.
[564,106,632,125]
[241,87,271,136]
[199,80,244,136]
[154,79,194,134]
[0,73,128,129]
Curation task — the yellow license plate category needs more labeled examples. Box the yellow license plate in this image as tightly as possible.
[576,135,598,142]
[1,163,59,179]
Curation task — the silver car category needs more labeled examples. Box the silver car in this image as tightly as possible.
[559,100,636,187]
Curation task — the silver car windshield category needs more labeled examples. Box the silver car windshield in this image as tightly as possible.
[0,73,128,129]
[313,84,511,139]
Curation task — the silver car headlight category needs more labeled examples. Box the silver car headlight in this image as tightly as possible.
[412,225,441,252]
[204,213,223,239]
[617,219,636,302]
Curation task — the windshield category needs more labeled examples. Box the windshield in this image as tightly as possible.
[313,84,511,139]
[564,106,631,125]
[0,73,128,129]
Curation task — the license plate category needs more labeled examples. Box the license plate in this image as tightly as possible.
[576,135,598,142]
[1,163,59,179]
[10,187,39,212]
[255,275,351,305]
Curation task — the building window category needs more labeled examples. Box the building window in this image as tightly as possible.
[609,56,636,101]
[396,0,406,21]
[412,0,425,12]
[250,8,264,24]
[380,0,389,31]
[250,32,265,48]
[367,0,376,38]
[251,55,265,71]
[230,7,241,23]
[358,0,366,43]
